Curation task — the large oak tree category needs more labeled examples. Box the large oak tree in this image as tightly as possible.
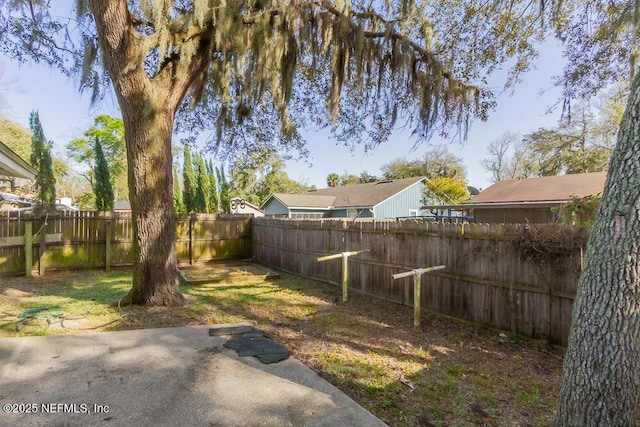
[2,0,538,305]
[556,68,640,427]
[541,1,640,424]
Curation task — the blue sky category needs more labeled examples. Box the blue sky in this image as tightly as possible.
[1,39,565,192]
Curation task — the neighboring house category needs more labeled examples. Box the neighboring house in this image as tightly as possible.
[437,172,607,223]
[0,191,33,212]
[0,140,36,181]
[230,197,264,217]
[261,176,426,219]
[0,194,80,213]
[55,197,79,212]
[114,200,132,212]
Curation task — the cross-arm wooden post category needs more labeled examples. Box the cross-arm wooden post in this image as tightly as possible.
[393,265,446,326]
[317,250,369,302]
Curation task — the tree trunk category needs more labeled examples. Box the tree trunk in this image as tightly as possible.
[89,0,190,307]
[120,96,184,306]
[556,73,640,425]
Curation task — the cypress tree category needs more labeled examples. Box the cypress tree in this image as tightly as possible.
[206,159,218,213]
[93,138,114,211]
[193,154,209,212]
[172,166,184,213]
[40,147,56,204]
[29,111,56,205]
[216,166,230,213]
[182,143,195,213]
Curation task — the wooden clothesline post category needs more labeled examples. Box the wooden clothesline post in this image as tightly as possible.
[393,265,446,327]
[317,250,369,302]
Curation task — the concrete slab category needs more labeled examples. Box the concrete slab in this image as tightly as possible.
[0,324,387,427]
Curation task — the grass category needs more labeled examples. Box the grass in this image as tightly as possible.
[0,266,564,426]
[0,271,132,336]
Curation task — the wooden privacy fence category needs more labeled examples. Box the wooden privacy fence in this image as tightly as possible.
[0,211,252,276]
[252,217,585,346]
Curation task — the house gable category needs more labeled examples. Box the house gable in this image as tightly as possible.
[261,195,291,217]
[372,177,426,218]
[230,197,264,216]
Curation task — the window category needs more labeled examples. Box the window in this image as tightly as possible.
[290,212,325,219]
[409,209,418,217]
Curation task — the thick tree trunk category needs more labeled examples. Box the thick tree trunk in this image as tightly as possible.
[89,0,187,306]
[556,73,640,425]
[120,97,184,307]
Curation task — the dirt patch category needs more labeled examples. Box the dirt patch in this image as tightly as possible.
[179,262,280,284]
[0,287,34,302]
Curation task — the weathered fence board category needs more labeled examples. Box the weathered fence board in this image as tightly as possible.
[252,217,583,345]
[0,212,252,276]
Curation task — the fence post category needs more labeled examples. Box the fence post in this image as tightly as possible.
[189,214,196,265]
[24,220,33,278]
[105,212,112,271]
[39,217,46,276]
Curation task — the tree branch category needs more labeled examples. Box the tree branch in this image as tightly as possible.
[312,0,477,92]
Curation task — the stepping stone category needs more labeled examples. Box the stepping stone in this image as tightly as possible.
[220,329,291,364]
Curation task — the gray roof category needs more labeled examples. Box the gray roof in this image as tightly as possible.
[114,200,131,211]
[0,140,36,180]
[462,172,607,205]
[268,194,336,209]
[267,176,426,209]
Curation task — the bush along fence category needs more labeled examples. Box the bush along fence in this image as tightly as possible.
[0,211,252,276]
[252,217,587,346]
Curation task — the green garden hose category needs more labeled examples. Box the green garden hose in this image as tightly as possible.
[17,306,63,319]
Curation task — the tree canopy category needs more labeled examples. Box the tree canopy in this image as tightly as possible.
[482,83,626,182]
[66,115,127,201]
[93,138,114,211]
[381,148,467,181]
[326,173,339,187]
[0,115,31,160]
[0,1,553,157]
[228,146,312,205]
[0,114,32,192]
[422,176,469,206]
